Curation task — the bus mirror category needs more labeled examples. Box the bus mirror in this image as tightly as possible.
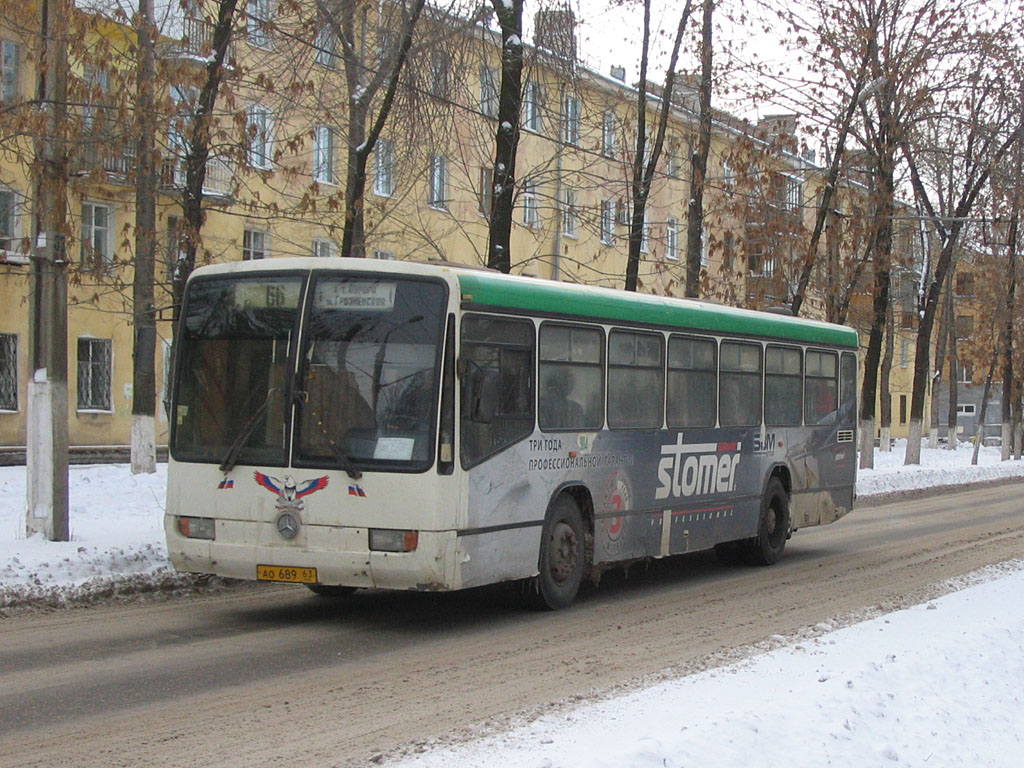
[470,369,499,424]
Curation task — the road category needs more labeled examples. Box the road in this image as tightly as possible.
[2,483,1023,767]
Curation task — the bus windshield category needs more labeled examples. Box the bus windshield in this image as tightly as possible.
[295,275,447,472]
[172,274,305,467]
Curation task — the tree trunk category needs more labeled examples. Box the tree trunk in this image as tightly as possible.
[972,351,998,465]
[1000,203,1018,460]
[486,0,524,274]
[879,302,893,451]
[131,0,157,475]
[859,157,895,470]
[684,0,713,298]
[946,282,959,450]
[929,278,949,449]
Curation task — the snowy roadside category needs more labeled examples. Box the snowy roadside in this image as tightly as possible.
[1,439,1023,611]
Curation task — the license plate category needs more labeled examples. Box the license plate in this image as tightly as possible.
[257,564,318,584]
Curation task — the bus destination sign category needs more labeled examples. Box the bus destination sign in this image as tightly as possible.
[317,281,397,311]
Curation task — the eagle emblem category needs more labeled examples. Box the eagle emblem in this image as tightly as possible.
[253,472,329,512]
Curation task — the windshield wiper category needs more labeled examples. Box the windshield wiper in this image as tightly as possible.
[219,387,279,474]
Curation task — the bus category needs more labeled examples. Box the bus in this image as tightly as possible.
[166,257,857,609]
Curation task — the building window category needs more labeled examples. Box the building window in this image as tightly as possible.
[522,180,540,228]
[700,226,709,267]
[77,337,112,412]
[81,202,112,265]
[666,217,679,261]
[479,167,493,218]
[722,159,735,190]
[428,155,448,210]
[312,238,336,258]
[0,188,18,252]
[313,124,335,184]
[523,81,543,133]
[2,40,20,104]
[562,94,580,146]
[315,24,337,67]
[562,187,577,237]
[429,51,450,97]
[955,272,975,296]
[955,315,974,340]
[0,333,16,411]
[246,0,273,47]
[243,228,268,260]
[666,141,681,178]
[373,138,395,197]
[602,111,617,158]
[373,249,396,260]
[480,65,498,118]
[82,65,110,135]
[957,403,977,416]
[639,211,650,254]
[722,231,734,269]
[246,103,273,169]
[784,174,802,214]
[600,199,615,245]
[899,394,907,426]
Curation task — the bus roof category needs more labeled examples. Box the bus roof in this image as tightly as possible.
[457,271,860,349]
[186,258,859,349]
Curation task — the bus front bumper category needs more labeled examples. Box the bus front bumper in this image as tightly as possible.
[165,515,460,591]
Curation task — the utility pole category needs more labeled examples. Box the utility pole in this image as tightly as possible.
[132,0,158,474]
[26,0,70,540]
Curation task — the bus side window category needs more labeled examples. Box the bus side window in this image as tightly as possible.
[765,346,803,427]
[720,341,762,427]
[608,330,664,429]
[460,315,535,468]
[805,350,839,424]
[667,336,716,428]
[539,324,604,431]
[839,352,857,427]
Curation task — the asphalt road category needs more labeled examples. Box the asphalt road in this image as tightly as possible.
[2,482,1023,767]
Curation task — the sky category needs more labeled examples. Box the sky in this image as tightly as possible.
[2,439,1024,766]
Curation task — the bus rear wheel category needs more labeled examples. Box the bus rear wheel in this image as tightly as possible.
[745,477,790,566]
[533,495,586,610]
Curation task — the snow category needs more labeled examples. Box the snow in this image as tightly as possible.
[2,439,1024,766]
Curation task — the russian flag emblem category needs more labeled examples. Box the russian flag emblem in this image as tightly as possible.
[348,485,366,497]
[218,479,234,489]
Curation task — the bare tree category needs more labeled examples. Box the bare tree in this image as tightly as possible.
[623,0,693,292]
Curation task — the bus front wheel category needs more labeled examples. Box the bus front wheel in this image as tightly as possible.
[533,495,586,610]
[746,477,790,566]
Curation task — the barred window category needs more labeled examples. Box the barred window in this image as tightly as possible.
[0,333,16,410]
[77,337,112,411]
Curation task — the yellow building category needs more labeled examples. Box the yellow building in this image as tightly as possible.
[0,1,927,450]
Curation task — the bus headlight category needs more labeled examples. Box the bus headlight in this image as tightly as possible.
[369,529,419,552]
[177,516,216,540]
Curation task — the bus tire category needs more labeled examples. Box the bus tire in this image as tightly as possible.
[533,495,586,610]
[306,584,358,597]
[745,477,790,566]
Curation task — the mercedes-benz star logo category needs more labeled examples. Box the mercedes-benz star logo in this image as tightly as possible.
[276,512,300,540]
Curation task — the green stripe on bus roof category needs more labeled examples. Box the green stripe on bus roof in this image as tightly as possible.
[457,273,859,348]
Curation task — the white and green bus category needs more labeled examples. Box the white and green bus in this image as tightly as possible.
[166,258,858,609]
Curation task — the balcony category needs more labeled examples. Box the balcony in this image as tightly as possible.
[164,16,235,64]
[160,154,235,200]
[74,141,135,184]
